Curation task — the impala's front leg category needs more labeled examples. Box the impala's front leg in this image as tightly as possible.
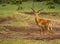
[38,24,44,35]
[39,27,42,35]
[39,26,42,35]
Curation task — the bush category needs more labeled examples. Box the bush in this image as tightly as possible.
[2,4,6,7]
[17,6,23,10]
[46,1,55,9]
[48,5,55,9]
[54,0,60,4]
[46,1,54,5]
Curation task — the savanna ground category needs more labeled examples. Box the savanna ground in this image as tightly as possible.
[0,1,60,44]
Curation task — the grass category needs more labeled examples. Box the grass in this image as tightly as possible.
[0,26,6,31]
[0,38,60,44]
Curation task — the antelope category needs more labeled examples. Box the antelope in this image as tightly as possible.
[31,8,53,35]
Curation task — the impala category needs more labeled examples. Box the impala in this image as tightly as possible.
[31,8,53,35]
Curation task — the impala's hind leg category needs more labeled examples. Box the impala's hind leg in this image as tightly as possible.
[49,26,53,33]
[47,24,54,38]
[44,25,50,35]
[48,23,53,34]
[48,26,54,38]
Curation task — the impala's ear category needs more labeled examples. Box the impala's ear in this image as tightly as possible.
[38,9,43,13]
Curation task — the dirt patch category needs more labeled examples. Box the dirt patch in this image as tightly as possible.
[0,16,15,23]
[0,25,60,40]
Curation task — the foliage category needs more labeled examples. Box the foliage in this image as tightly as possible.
[54,0,60,4]
[46,0,55,9]
[0,0,60,4]
[17,6,23,10]
[48,5,55,9]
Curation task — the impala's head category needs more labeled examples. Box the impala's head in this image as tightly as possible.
[31,8,43,15]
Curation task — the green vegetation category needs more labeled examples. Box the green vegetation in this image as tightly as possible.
[0,1,60,12]
[0,38,60,44]
[0,26,6,31]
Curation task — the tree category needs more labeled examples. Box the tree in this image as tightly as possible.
[17,0,23,10]
[46,0,55,9]
[54,0,60,4]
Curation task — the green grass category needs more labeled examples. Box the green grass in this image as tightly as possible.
[0,26,6,31]
[0,38,60,44]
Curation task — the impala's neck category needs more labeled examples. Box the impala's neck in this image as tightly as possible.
[34,12,40,20]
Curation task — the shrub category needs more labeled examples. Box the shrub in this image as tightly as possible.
[48,5,55,9]
[2,4,6,7]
